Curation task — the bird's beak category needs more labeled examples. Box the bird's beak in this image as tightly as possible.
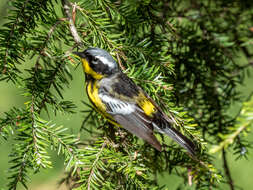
[72,51,85,58]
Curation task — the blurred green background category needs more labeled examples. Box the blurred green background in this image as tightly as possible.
[0,1,253,189]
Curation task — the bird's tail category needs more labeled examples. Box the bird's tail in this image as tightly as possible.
[162,126,196,156]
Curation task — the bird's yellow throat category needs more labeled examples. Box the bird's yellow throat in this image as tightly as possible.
[81,58,103,79]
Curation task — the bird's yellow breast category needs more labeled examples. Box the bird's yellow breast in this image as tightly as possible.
[87,80,106,112]
[86,80,120,126]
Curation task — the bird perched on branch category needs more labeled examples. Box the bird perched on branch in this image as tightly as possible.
[73,47,196,156]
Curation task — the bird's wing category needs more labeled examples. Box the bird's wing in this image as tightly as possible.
[98,91,162,151]
[141,90,196,156]
[99,73,196,155]
[152,111,196,156]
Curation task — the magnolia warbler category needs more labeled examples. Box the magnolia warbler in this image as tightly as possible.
[73,48,196,156]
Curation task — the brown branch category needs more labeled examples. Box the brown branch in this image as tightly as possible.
[187,167,193,186]
[73,3,115,49]
[222,148,235,190]
[116,52,126,70]
[62,0,83,47]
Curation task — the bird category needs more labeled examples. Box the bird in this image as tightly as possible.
[73,47,196,156]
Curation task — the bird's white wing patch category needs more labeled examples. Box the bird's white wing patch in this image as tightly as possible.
[99,93,135,115]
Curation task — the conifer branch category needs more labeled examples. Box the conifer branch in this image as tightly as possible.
[1,0,252,189]
[38,64,62,114]
[40,124,80,166]
[11,153,28,190]
[62,0,83,47]
[36,20,63,66]
[133,78,173,91]
[31,96,42,166]
[73,3,117,49]
[87,141,106,190]
[222,149,234,190]
[210,123,249,153]
[3,0,29,72]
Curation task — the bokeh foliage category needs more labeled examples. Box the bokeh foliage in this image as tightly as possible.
[0,0,253,189]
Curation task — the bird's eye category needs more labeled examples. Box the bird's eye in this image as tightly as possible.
[92,57,99,65]
[93,57,98,62]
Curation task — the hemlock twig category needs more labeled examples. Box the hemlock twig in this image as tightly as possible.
[62,0,83,47]
[222,148,235,190]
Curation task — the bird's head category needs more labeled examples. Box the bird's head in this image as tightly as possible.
[73,48,119,79]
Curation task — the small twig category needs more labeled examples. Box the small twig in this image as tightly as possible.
[166,21,177,33]
[87,141,107,190]
[36,19,64,66]
[13,153,27,190]
[210,122,250,153]
[72,3,115,49]
[72,2,77,23]
[62,0,83,47]
[36,45,78,115]
[133,78,173,91]
[41,126,80,165]
[222,148,235,190]
[11,139,31,189]
[3,0,29,74]
[116,52,125,70]
[187,167,193,186]
[38,61,65,114]
[30,95,42,165]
